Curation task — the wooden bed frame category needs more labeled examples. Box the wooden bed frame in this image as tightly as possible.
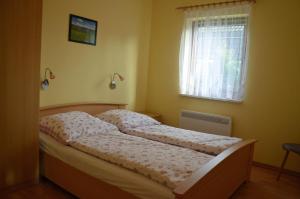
[39,103,256,199]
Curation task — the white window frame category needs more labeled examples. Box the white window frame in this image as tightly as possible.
[179,6,251,102]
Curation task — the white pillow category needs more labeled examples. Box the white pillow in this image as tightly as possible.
[96,109,160,131]
[40,111,118,144]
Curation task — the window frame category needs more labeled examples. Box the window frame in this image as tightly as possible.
[179,14,250,103]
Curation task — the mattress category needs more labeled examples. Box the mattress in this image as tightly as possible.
[39,132,174,199]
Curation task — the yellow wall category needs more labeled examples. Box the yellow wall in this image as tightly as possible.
[146,0,300,172]
[41,0,300,172]
[40,0,152,110]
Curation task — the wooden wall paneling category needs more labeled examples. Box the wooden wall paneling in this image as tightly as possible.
[0,0,7,189]
[0,0,42,190]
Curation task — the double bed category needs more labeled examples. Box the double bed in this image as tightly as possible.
[39,103,256,199]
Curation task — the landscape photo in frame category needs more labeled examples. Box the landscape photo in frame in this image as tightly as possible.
[68,14,98,45]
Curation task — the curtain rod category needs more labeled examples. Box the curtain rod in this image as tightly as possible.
[176,0,256,10]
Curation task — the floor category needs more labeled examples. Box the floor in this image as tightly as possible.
[1,166,300,199]
[232,166,300,199]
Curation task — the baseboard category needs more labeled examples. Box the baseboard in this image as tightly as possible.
[253,161,300,178]
[0,178,38,194]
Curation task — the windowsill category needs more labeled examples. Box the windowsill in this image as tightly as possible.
[179,94,243,103]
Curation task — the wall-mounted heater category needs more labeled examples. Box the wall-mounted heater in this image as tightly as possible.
[179,110,232,136]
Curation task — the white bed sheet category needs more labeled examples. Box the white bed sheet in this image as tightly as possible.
[39,132,174,199]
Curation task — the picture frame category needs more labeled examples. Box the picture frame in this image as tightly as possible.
[68,14,98,46]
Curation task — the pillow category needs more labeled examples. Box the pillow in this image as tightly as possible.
[96,109,160,131]
[40,111,118,144]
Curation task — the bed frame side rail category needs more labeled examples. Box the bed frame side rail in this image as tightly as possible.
[174,139,256,199]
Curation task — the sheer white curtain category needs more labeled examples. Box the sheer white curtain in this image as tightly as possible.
[179,4,251,101]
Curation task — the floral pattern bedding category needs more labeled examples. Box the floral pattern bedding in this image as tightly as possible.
[70,131,213,189]
[40,111,118,144]
[96,109,160,131]
[124,125,242,155]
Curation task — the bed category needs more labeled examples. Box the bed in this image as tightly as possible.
[39,103,256,199]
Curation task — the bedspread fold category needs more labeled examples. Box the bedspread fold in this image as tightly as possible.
[124,125,242,155]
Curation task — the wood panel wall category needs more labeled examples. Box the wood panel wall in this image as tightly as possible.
[0,0,42,190]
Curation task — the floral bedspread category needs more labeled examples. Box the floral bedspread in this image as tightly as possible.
[124,125,242,155]
[70,131,213,189]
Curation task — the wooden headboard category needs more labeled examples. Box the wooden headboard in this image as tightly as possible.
[40,103,127,117]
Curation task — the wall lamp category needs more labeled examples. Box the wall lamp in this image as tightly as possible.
[41,68,55,90]
[109,73,124,89]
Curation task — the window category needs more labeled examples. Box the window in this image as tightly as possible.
[179,5,251,102]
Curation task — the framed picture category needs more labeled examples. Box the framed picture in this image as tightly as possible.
[68,14,98,46]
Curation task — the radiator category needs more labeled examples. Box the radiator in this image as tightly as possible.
[179,110,232,136]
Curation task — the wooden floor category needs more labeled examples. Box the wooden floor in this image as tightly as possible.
[231,166,300,199]
[1,166,300,199]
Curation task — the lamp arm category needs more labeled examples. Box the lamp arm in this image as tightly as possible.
[44,68,51,79]
[109,72,124,90]
[113,73,124,81]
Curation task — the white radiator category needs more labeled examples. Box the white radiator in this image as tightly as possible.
[179,110,232,136]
